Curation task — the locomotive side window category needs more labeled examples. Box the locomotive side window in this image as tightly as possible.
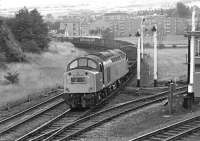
[69,60,78,69]
[99,63,103,72]
[88,59,97,69]
[111,56,121,62]
[79,59,87,66]
[107,67,111,83]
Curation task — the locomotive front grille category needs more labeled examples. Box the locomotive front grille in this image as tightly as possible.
[71,77,86,84]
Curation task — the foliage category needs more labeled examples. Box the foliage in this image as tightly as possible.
[159,44,165,49]
[0,53,6,62]
[166,9,176,17]
[89,28,102,35]
[4,71,19,84]
[144,43,152,48]
[136,2,192,18]
[176,2,191,18]
[47,21,60,31]
[102,28,114,40]
[7,7,49,53]
[172,44,177,48]
[89,29,98,35]
[21,39,41,53]
[0,21,25,62]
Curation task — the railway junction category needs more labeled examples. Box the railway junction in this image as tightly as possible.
[1,7,200,141]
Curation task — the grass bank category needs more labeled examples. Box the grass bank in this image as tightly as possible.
[0,41,86,108]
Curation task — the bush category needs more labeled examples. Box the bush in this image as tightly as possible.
[4,71,19,84]
[172,44,177,48]
[159,43,165,49]
[144,43,152,48]
[0,53,6,62]
[21,40,41,53]
[5,48,25,62]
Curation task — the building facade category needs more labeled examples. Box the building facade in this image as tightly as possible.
[130,15,188,39]
[80,19,89,36]
[58,12,190,38]
[103,12,130,37]
[60,19,80,36]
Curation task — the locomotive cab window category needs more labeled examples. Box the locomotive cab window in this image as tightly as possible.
[99,64,103,72]
[68,58,99,71]
[78,58,87,66]
[69,60,78,69]
[88,59,97,69]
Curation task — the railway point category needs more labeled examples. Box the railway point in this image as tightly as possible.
[1,1,200,141]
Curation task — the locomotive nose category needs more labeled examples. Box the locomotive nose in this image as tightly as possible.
[64,69,98,93]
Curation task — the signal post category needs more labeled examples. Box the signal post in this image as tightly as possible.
[140,18,145,60]
[136,31,141,87]
[152,25,158,87]
[188,7,196,99]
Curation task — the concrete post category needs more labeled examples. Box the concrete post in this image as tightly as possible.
[188,7,195,100]
[136,31,141,87]
[141,21,144,60]
[152,25,158,87]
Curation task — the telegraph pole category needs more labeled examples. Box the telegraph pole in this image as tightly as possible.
[152,25,158,87]
[136,31,141,87]
[188,7,196,99]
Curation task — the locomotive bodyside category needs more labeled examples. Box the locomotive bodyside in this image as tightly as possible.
[63,49,129,109]
[102,50,129,88]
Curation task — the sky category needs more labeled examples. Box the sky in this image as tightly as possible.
[1,0,199,9]
[1,0,200,15]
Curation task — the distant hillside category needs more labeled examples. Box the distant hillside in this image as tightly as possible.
[0,20,24,63]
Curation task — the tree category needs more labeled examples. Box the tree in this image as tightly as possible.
[7,7,49,52]
[102,28,114,40]
[30,9,49,50]
[12,7,33,42]
[166,8,176,17]
[45,13,54,21]
[176,2,191,18]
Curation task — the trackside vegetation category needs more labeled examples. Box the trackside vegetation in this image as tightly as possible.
[6,7,49,54]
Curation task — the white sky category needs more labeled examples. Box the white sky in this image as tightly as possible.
[0,0,189,9]
[1,0,200,13]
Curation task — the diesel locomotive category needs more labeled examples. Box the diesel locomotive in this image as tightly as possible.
[63,49,129,109]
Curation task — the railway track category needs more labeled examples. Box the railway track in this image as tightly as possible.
[0,90,67,140]
[16,109,89,141]
[16,75,137,140]
[39,86,186,141]
[129,114,200,141]
[0,62,136,140]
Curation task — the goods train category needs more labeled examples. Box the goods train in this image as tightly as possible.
[63,49,130,109]
[55,36,135,50]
